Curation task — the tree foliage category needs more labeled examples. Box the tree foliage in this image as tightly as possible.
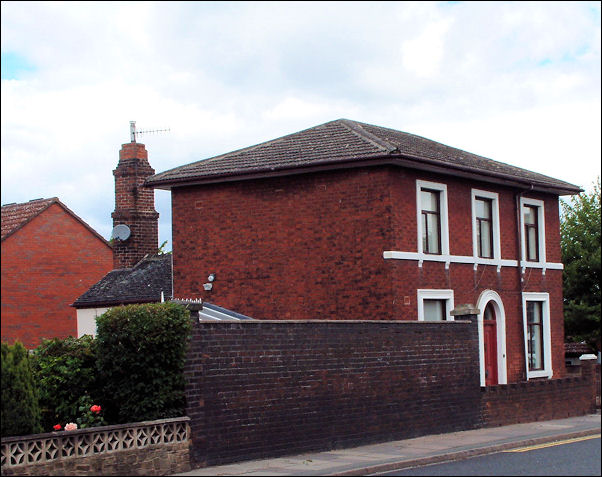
[1,341,42,437]
[560,177,601,350]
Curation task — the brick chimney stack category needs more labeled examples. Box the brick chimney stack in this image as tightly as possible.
[111,141,159,269]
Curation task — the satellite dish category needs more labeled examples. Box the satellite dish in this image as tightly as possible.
[111,224,131,241]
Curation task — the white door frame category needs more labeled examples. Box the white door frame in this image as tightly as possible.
[476,290,507,387]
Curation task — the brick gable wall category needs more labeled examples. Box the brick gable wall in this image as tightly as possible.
[171,165,566,383]
[1,204,113,348]
[172,167,397,321]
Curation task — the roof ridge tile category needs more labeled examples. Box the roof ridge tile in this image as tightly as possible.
[338,119,398,153]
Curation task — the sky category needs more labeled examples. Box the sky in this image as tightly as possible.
[1,1,600,252]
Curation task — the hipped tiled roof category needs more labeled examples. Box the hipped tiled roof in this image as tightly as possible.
[146,119,581,195]
[72,254,172,308]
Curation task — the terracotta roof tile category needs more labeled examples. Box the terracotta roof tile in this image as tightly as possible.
[564,342,594,355]
[146,119,581,195]
[1,198,58,240]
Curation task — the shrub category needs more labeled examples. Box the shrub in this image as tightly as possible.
[95,302,191,424]
[1,341,42,437]
[74,395,107,429]
[31,335,101,432]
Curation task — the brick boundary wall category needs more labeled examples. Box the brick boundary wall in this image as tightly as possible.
[184,319,599,469]
[1,417,191,476]
[480,368,596,428]
[185,320,482,467]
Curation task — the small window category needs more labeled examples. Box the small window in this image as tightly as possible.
[475,197,493,258]
[423,299,446,321]
[417,289,454,321]
[524,205,539,262]
[526,301,544,371]
[421,189,441,255]
[471,189,500,262]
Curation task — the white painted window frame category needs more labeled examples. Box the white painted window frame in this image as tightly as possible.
[416,180,449,258]
[384,192,562,273]
[417,289,455,321]
[471,189,501,270]
[522,292,553,379]
[519,197,547,273]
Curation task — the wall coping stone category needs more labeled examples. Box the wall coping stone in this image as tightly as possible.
[450,304,480,316]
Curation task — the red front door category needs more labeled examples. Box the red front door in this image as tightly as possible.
[483,302,498,386]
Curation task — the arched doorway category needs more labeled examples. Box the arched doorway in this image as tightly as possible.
[483,302,498,386]
[476,290,507,387]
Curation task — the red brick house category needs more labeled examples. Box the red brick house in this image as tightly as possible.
[146,118,582,387]
[1,198,113,348]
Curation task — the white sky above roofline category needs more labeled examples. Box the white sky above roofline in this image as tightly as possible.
[1,1,600,251]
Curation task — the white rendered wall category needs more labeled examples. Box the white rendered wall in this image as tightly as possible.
[77,307,109,338]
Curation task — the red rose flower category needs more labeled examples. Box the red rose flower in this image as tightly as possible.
[90,405,101,414]
[53,424,62,431]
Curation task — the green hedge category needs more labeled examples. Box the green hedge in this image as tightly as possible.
[1,341,42,437]
[30,335,100,431]
[95,302,191,424]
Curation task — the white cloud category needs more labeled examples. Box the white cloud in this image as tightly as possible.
[1,1,600,249]
[401,18,453,78]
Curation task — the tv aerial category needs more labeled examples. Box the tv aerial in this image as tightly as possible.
[129,121,170,142]
[111,224,131,241]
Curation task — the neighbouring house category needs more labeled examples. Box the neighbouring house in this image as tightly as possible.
[72,253,173,336]
[1,197,113,348]
[72,252,252,335]
[146,118,582,387]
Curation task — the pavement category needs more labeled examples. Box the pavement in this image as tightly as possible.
[173,411,601,476]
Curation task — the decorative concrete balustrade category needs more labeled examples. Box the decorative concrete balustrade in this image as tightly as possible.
[1,417,190,476]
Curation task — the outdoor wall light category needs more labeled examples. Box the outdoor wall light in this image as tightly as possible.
[203,273,216,291]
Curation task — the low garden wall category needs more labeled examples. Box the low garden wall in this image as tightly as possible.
[1,417,190,476]
[481,357,599,427]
